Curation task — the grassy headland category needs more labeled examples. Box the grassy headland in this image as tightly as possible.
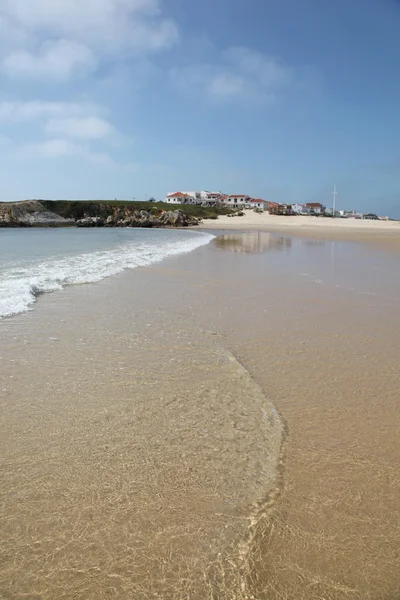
[40,200,236,221]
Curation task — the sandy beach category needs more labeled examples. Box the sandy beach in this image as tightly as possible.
[198,212,400,249]
[1,228,399,599]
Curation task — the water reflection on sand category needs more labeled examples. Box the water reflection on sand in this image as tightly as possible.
[215,232,293,254]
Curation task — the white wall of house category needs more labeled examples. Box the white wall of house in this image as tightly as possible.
[166,190,223,205]
[292,203,309,214]
[181,191,203,202]
[165,193,196,204]
[165,190,251,206]
[306,204,325,214]
[247,200,268,210]
[205,192,222,201]
[220,195,249,208]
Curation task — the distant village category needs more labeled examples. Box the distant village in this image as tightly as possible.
[164,190,388,220]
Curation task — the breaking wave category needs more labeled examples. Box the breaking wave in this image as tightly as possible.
[0,230,214,318]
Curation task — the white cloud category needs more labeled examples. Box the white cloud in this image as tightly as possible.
[223,47,291,89]
[2,0,160,37]
[208,73,246,97]
[0,100,101,123]
[0,0,178,79]
[172,46,292,105]
[2,40,96,80]
[89,152,140,172]
[24,138,82,157]
[20,138,139,171]
[45,116,114,139]
[1,100,127,167]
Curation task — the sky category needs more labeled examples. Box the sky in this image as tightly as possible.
[0,0,400,217]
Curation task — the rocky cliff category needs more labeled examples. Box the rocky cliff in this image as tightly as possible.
[75,209,199,228]
[0,200,73,227]
[0,200,201,228]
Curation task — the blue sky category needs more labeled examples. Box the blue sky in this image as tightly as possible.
[1,0,400,216]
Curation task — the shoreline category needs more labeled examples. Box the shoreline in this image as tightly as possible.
[0,238,284,599]
[0,227,214,320]
[1,229,399,598]
[196,211,400,250]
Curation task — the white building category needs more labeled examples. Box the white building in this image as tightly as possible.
[164,192,197,204]
[219,194,249,208]
[247,199,269,211]
[182,191,203,202]
[292,203,310,214]
[204,191,223,202]
[306,203,325,214]
[164,190,225,205]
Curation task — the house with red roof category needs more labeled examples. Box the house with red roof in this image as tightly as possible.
[165,190,226,205]
[164,190,280,211]
[165,192,196,204]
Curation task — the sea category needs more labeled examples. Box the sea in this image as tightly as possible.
[1,228,399,599]
[0,227,214,319]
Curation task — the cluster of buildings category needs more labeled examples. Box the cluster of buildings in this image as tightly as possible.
[165,191,271,211]
[290,204,386,219]
[164,191,387,220]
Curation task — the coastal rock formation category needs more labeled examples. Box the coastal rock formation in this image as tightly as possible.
[0,200,73,227]
[77,209,199,228]
[76,216,105,227]
[0,201,201,228]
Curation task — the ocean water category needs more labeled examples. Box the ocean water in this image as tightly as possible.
[1,230,399,599]
[0,227,214,318]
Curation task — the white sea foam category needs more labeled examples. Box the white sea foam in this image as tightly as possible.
[0,231,214,318]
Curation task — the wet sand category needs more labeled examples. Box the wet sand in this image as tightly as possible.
[1,231,400,599]
[0,258,283,599]
[197,212,400,251]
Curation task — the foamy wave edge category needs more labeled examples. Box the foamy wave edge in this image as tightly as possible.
[0,231,215,319]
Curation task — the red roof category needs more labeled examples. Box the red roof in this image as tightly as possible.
[227,194,248,198]
[306,202,323,208]
[249,198,268,203]
[167,192,191,198]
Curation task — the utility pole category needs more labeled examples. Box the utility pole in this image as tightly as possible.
[332,185,337,217]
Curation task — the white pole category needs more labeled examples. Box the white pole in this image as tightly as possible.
[332,185,337,217]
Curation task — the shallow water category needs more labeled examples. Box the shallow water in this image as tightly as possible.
[1,230,399,599]
[0,228,214,318]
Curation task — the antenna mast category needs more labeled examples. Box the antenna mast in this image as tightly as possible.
[332,185,337,217]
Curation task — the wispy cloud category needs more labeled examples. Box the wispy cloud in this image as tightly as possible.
[0,100,93,122]
[171,46,292,105]
[0,0,179,80]
[0,100,132,169]
[20,138,138,171]
[2,40,96,80]
[45,116,115,140]
[22,138,82,157]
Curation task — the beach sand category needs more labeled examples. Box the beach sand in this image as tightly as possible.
[198,211,400,249]
[0,260,283,599]
[1,229,400,599]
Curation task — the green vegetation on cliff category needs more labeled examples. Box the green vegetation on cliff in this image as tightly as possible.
[40,200,235,221]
